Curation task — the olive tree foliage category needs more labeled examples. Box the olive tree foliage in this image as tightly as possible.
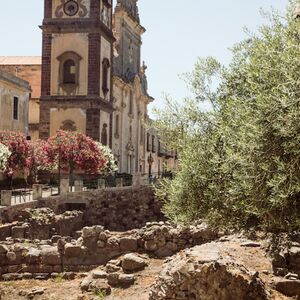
[154,2,300,232]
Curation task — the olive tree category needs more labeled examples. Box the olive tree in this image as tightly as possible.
[155,2,300,232]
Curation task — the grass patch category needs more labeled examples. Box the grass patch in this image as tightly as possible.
[52,273,65,283]
[93,288,107,299]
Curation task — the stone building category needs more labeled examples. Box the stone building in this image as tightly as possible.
[0,0,177,176]
[111,0,153,174]
[146,126,178,177]
[0,70,30,134]
[0,56,41,140]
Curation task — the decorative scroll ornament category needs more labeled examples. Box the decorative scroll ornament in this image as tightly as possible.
[55,0,88,18]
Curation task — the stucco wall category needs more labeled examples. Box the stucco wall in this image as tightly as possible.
[50,107,87,136]
[0,72,30,134]
[112,77,149,174]
[51,33,89,96]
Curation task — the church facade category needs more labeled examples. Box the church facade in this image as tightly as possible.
[111,0,153,174]
[0,0,177,176]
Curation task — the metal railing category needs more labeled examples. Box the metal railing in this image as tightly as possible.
[10,189,33,205]
[141,172,174,185]
[82,174,133,190]
[42,185,59,197]
[0,172,175,206]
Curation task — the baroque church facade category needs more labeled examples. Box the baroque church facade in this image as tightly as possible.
[112,0,153,174]
[0,0,177,176]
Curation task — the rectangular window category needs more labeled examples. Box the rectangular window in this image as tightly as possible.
[13,97,18,120]
[152,135,156,153]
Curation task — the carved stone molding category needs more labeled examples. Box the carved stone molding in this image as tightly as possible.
[55,0,88,18]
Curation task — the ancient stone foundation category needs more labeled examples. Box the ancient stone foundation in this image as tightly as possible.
[0,222,219,279]
[0,186,300,299]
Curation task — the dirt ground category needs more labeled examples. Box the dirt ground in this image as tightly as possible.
[0,239,294,300]
[0,259,165,300]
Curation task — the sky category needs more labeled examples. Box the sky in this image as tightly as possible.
[0,0,289,112]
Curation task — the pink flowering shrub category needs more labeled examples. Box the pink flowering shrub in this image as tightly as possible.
[0,131,30,177]
[45,130,107,175]
[27,139,55,183]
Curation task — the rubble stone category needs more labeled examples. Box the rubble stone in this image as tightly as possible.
[149,242,269,300]
[122,253,147,272]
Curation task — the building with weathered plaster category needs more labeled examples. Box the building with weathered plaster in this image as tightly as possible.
[111,0,153,174]
[0,70,30,134]
[0,0,177,176]
[146,126,178,177]
[0,57,41,140]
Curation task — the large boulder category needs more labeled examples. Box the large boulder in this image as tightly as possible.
[107,272,135,288]
[121,253,147,272]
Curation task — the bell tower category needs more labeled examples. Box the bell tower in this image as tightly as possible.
[40,0,114,144]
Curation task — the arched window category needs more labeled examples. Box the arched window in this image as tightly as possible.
[63,59,76,84]
[57,51,82,93]
[102,58,110,96]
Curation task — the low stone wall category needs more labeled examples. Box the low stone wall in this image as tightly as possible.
[0,186,163,231]
[0,208,84,241]
[38,186,164,231]
[0,222,220,278]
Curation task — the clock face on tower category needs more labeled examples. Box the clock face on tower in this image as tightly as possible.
[64,0,79,16]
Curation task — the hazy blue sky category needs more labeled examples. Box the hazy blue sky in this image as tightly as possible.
[0,1,289,111]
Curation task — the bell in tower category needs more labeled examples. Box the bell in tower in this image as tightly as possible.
[39,0,115,145]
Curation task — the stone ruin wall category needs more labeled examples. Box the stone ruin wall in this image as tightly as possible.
[1,185,300,299]
[0,185,176,279]
[0,222,219,279]
[0,186,165,239]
